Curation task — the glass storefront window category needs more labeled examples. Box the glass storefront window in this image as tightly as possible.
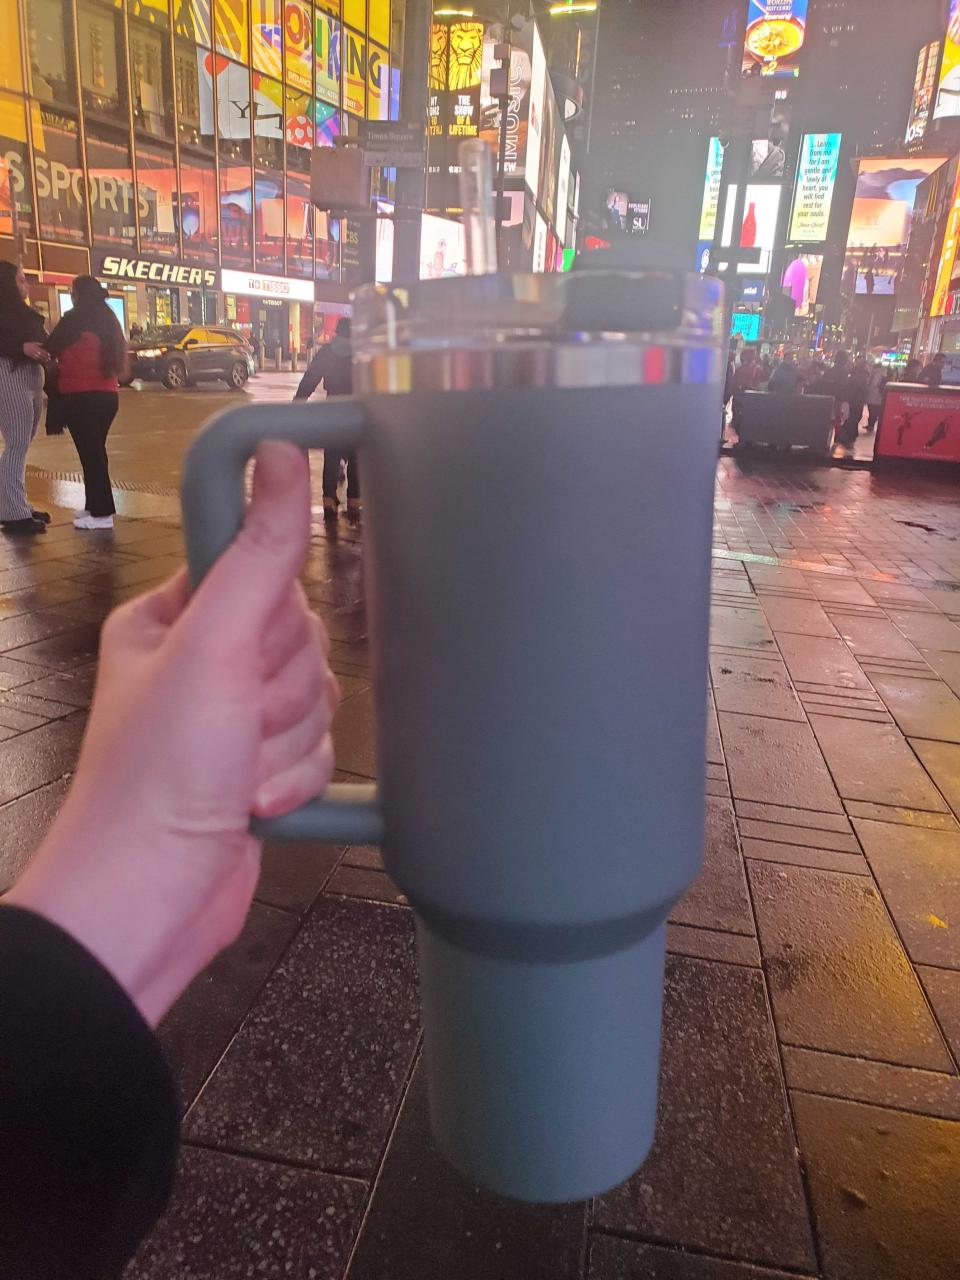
[78,0,128,123]
[26,0,76,106]
[254,169,283,271]
[215,0,249,64]
[136,139,179,255]
[315,209,338,280]
[251,0,282,78]
[130,0,170,27]
[34,106,86,242]
[252,74,283,168]
[343,27,365,116]
[129,20,175,137]
[314,99,339,146]
[286,169,312,277]
[174,0,211,46]
[86,126,137,247]
[284,0,312,92]
[0,92,35,235]
[219,159,253,265]
[314,8,340,107]
[284,86,311,169]
[217,57,251,156]
[177,147,218,260]
[175,41,213,149]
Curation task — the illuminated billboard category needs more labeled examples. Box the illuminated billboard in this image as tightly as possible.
[906,40,941,144]
[721,184,782,275]
[420,213,466,279]
[698,136,724,240]
[788,133,841,242]
[843,156,947,298]
[742,0,807,80]
[935,0,960,120]
[781,253,823,317]
[524,24,546,202]
[931,165,960,316]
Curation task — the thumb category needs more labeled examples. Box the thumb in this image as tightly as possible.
[186,441,312,642]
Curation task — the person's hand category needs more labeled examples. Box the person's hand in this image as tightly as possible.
[23,342,48,362]
[7,443,338,1025]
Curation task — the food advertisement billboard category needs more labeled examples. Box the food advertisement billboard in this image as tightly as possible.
[843,156,946,297]
[721,184,782,275]
[698,136,724,241]
[788,133,841,242]
[935,0,960,121]
[876,385,960,464]
[781,252,823,317]
[742,0,808,80]
[906,40,941,144]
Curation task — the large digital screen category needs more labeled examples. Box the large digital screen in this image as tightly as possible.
[781,253,823,317]
[731,312,761,342]
[742,0,808,80]
[419,213,465,279]
[931,165,960,316]
[907,40,941,143]
[478,19,533,178]
[788,133,841,243]
[843,156,947,299]
[524,24,546,203]
[721,184,782,275]
[698,136,724,241]
[935,0,960,120]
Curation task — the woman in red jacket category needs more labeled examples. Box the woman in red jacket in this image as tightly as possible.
[45,275,128,530]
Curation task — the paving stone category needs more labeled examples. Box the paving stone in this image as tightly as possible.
[710,652,803,721]
[0,776,69,891]
[720,712,843,813]
[746,564,809,591]
[709,605,775,652]
[186,897,419,1175]
[834,615,923,662]
[791,1092,960,1280]
[14,663,97,707]
[809,714,948,811]
[0,655,55,691]
[326,863,406,904]
[870,674,960,742]
[670,799,753,935]
[596,956,815,1273]
[909,738,960,816]
[737,817,859,852]
[665,923,760,967]
[783,1046,960,1118]
[706,695,723,765]
[0,711,86,806]
[347,1065,585,1280]
[776,632,872,690]
[0,578,90,620]
[757,595,838,638]
[742,838,870,875]
[748,862,951,1071]
[852,819,960,969]
[74,552,183,592]
[733,799,851,831]
[255,840,343,913]
[126,1145,364,1280]
[917,967,960,1064]
[842,799,958,831]
[6,622,102,670]
[342,844,384,869]
[864,579,933,605]
[587,1236,816,1280]
[921,647,960,696]
[0,609,90,652]
[0,689,79,722]
[331,688,377,778]
[888,609,960,653]
[159,904,299,1108]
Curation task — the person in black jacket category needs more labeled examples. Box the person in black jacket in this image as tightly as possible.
[0,261,51,534]
[294,317,359,523]
[0,442,338,1278]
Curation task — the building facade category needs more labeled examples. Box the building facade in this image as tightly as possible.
[0,0,401,351]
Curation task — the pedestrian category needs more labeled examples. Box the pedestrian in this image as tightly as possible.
[918,352,946,388]
[44,275,128,530]
[294,317,359,524]
[129,322,144,342]
[839,356,871,447]
[0,261,51,536]
[730,345,764,437]
[0,442,336,1277]
[768,353,800,395]
[865,362,888,432]
[903,358,923,382]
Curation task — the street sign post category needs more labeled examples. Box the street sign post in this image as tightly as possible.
[360,121,427,168]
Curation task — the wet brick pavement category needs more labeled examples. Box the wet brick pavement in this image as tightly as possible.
[2,386,960,1278]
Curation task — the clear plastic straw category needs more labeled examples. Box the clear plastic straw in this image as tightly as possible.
[458,139,498,276]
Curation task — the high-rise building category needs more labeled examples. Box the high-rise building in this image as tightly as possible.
[0,0,403,347]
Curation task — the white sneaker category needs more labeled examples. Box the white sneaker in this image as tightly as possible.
[74,514,114,530]
[75,509,89,518]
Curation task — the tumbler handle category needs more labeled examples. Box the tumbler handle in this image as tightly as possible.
[181,399,385,846]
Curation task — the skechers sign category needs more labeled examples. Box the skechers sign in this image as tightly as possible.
[97,254,218,289]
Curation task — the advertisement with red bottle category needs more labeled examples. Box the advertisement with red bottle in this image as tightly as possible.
[876,385,960,464]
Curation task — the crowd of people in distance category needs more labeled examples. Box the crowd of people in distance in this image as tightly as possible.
[723,342,948,458]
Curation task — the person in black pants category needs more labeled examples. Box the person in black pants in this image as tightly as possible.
[294,317,359,523]
[0,444,337,1277]
[45,276,127,530]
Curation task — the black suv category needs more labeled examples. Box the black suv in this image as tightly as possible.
[127,325,256,390]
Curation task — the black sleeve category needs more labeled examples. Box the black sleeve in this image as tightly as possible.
[44,314,78,357]
[0,307,46,360]
[294,349,327,400]
[0,905,180,1279]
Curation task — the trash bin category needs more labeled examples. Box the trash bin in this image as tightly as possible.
[181,269,725,1202]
